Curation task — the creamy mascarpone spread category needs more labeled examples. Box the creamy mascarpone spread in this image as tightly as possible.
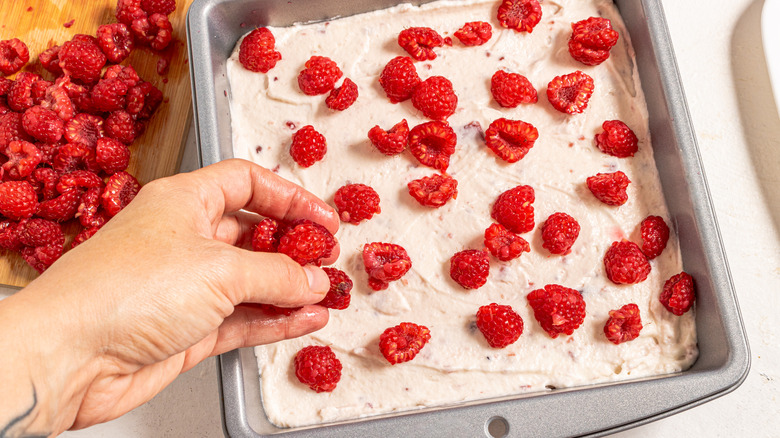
[226,0,698,428]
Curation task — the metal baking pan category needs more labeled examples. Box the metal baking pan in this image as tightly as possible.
[186,0,750,436]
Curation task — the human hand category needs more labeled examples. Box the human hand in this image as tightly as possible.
[0,158,339,436]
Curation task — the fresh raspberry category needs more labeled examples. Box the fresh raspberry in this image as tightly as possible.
[105,110,137,144]
[91,78,130,113]
[31,80,53,106]
[96,23,135,64]
[491,185,535,234]
[603,240,651,285]
[294,345,342,392]
[0,181,37,220]
[65,113,105,149]
[0,38,30,76]
[411,76,458,121]
[497,0,542,33]
[277,219,336,266]
[0,112,33,148]
[30,167,59,200]
[450,249,490,289]
[76,187,106,228]
[541,212,580,255]
[116,0,148,26]
[604,303,642,344]
[595,120,638,158]
[39,45,63,76]
[587,171,631,206]
[21,107,64,144]
[238,27,282,73]
[334,183,381,224]
[484,223,529,261]
[101,171,141,216]
[131,13,173,51]
[569,17,619,66]
[484,118,538,163]
[58,78,91,114]
[378,56,420,103]
[397,27,445,61]
[71,226,101,248]
[640,215,670,260]
[0,220,22,251]
[407,173,458,208]
[454,21,492,46]
[325,78,358,111]
[36,188,81,222]
[379,322,430,364]
[2,140,41,180]
[527,284,586,338]
[7,72,41,112]
[317,267,353,310]
[660,272,695,316]
[57,170,103,193]
[35,143,60,168]
[21,242,63,273]
[59,40,107,84]
[51,142,93,173]
[546,71,595,114]
[251,218,280,252]
[476,303,523,348]
[362,242,412,291]
[40,78,75,121]
[491,70,537,108]
[289,125,326,167]
[140,0,176,15]
[103,65,141,88]
[126,81,163,120]
[96,137,130,174]
[17,218,64,248]
[367,119,408,155]
[408,121,456,172]
[297,56,342,96]
[0,78,10,96]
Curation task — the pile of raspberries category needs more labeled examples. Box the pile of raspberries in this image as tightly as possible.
[0,0,176,273]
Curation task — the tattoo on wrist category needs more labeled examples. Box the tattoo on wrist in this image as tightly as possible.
[0,384,51,438]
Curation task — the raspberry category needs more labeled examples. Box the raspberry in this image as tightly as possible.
[238,27,282,73]
[411,76,458,121]
[497,0,542,33]
[603,240,651,285]
[450,249,490,289]
[40,78,75,121]
[325,78,358,111]
[294,345,342,392]
[454,21,492,46]
[595,120,638,158]
[105,110,137,144]
[527,284,586,338]
[0,78,10,96]
[378,56,420,103]
[297,56,342,96]
[491,185,535,234]
[96,137,130,174]
[116,0,147,26]
[7,72,41,112]
[484,118,538,163]
[52,142,93,173]
[36,143,59,168]
[0,220,22,251]
[57,170,103,193]
[289,125,326,167]
[101,171,141,216]
[39,45,63,76]
[131,13,173,51]
[397,27,445,61]
[103,65,141,88]
[407,173,458,208]
[659,272,695,316]
[367,119,408,156]
[0,181,37,220]
[31,80,52,106]
[640,215,670,260]
[140,0,176,15]
[59,40,107,84]
[604,303,642,344]
[587,171,631,206]
[30,167,59,201]
[126,81,162,120]
[484,223,529,261]
[0,38,30,76]
[96,23,135,64]
[379,322,430,364]
[569,17,619,66]
[21,242,63,273]
[541,212,580,255]
[251,218,280,252]
[17,218,64,248]
[65,113,105,149]
[0,112,33,148]
[546,71,595,114]
[36,188,81,222]
[491,70,537,108]
[362,242,412,291]
[76,187,107,228]
[71,226,101,248]
[21,107,64,144]
[476,303,523,348]
[333,183,381,224]
[91,78,130,113]
[408,121,456,173]
[277,219,336,266]
[2,140,41,180]
[317,267,353,310]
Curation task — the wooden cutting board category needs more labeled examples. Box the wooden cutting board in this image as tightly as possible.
[0,0,195,288]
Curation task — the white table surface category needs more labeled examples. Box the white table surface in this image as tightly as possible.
[2,0,778,436]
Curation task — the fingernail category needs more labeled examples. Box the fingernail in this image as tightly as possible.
[304,265,330,295]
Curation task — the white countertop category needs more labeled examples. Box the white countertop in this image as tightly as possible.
[3,0,777,436]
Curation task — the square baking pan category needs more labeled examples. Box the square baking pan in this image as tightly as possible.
[186,1,750,436]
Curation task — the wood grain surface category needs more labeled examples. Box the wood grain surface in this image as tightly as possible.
[0,0,195,287]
